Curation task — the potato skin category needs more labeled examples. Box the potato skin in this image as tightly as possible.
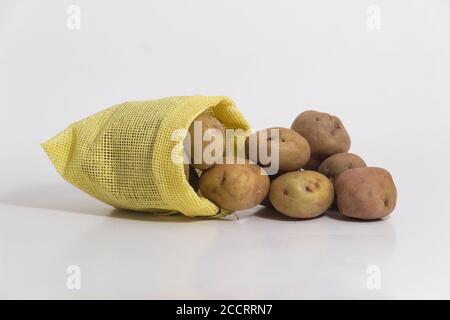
[199,159,270,210]
[269,171,334,219]
[335,167,397,220]
[319,153,366,182]
[187,113,225,170]
[291,110,351,159]
[245,127,311,174]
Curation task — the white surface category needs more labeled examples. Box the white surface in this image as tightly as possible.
[1,0,450,299]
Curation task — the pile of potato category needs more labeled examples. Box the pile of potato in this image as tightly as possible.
[185,111,397,220]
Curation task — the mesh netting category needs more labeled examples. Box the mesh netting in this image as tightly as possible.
[42,95,250,217]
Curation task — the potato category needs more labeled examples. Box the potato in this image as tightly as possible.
[335,167,397,220]
[291,110,351,159]
[269,171,334,219]
[187,113,225,170]
[245,127,310,174]
[199,158,270,210]
[319,153,366,182]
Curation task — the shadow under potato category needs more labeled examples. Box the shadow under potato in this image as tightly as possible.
[255,205,384,222]
[326,209,383,222]
[254,205,325,221]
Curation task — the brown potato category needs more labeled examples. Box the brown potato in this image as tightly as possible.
[187,113,225,170]
[291,110,351,159]
[319,153,366,182]
[245,127,310,174]
[269,171,334,219]
[335,167,397,220]
[199,158,270,210]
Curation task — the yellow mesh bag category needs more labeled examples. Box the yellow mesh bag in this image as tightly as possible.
[42,95,251,217]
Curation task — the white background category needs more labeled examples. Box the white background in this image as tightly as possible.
[1,0,450,299]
